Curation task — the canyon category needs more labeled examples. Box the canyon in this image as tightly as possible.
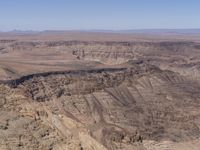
[0,32,200,150]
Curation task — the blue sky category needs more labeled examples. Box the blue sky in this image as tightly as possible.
[0,0,199,31]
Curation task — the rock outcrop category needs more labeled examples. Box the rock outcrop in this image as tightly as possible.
[1,62,200,149]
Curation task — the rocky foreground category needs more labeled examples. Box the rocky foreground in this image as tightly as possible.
[0,62,200,150]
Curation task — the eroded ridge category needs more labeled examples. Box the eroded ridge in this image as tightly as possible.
[1,62,200,149]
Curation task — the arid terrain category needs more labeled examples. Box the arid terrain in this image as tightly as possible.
[0,31,200,150]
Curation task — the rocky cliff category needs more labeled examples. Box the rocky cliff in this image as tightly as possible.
[1,62,200,150]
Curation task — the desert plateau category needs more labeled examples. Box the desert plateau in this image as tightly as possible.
[0,31,200,150]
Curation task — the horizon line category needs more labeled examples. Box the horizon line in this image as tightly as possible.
[1,28,200,32]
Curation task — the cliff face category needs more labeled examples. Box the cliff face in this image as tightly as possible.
[1,62,200,150]
[70,41,200,82]
[2,40,200,81]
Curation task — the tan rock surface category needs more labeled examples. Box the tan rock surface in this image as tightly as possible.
[0,33,200,149]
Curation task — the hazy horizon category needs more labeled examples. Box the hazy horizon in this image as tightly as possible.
[1,29,200,35]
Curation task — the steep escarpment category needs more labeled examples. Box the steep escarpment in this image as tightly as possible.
[2,40,200,81]
[1,63,200,149]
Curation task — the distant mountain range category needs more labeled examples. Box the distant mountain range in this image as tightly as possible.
[1,29,200,35]
[88,29,200,35]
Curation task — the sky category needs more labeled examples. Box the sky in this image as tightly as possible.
[0,0,199,31]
